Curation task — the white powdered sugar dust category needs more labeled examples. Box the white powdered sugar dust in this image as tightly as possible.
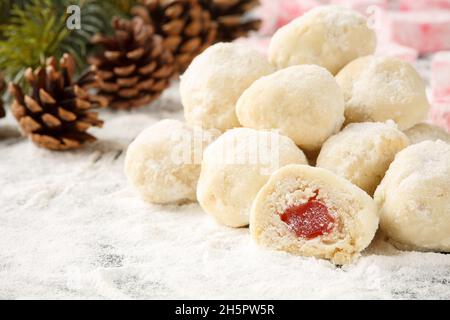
[0,84,449,299]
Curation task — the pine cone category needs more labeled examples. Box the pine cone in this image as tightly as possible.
[0,74,6,118]
[90,16,176,110]
[201,0,261,42]
[9,54,106,151]
[132,0,217,72]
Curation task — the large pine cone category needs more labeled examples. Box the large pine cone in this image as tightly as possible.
[0,74,6,118]
[201,0,261,42]
[90,16,176,110]
[9,54,105,151]
[132,0,217,72]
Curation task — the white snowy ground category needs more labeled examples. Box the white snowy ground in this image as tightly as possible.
[1,84,449,300]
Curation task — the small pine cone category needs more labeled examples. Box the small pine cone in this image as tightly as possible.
[0,74,6,118]
[9,54,106,151]
[90,16,176,110]
[201,0,261,42]
[132,0,217,72]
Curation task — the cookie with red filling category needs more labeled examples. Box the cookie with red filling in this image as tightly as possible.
[250,165,379,265]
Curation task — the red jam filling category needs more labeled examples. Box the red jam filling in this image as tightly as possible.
[280,190,335,240]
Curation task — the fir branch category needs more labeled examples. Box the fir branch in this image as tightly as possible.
[0,0,31,28]
[0,0,67,84]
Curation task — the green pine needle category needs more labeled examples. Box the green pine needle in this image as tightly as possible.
[105,0,139,17]
[0,0,67,84]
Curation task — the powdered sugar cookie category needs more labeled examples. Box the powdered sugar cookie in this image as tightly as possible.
[251,165,379,265]
[180,43,275,132]
[317,121,409,195]
[197,128,308,228]
[336,55,430,130]
[404,123,450,145]
[269,5,377,75]
[375,141,450,252]
[236,65,345,152]
[125,119,219,204]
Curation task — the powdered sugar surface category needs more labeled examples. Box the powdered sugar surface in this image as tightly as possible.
[1,84,449,300]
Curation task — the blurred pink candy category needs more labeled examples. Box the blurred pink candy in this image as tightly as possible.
[362,6,418,63]
[389,10,450,54]
[431,51,450,103]
[429,102,450,132]
[376,41,418,62]
[330,0,388,15]
[399,0,450,11]
[257,0,320,36]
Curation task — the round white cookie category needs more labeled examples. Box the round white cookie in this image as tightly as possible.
[404,123,450,145]
[125,119,219,204]
[336,55,430,130]
[317,121,409,195]
[180,42,275,132]
[374,141,450,252]
[236,65,345,152]
[197,128,308,228]
[251,165,379,265]
[269,5,376,75]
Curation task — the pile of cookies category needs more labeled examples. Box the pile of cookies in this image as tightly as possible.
[125,6,450,265]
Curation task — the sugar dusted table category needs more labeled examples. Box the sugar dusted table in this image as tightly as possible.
[1,84,449,300]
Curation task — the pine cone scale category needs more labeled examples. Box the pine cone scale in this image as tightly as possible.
[164,36,183,51]
[58,108,77,122]
[74,121,91,132]
[11,100,26,119]
[185,20,203,36]
[119,88,140,98]
[138,62,157,75]
[74,99,92,109]
[153,65,175,78]
[166,3,185,18]
[151,38,165,57]
[127,48,146,60]
[24,96,43,113]
[136,78,155,89]
[100,82,120,92]
[105,51,122,61]
[32,134,62,150]
[97,70,115,81]
[42,113,62,128]
[152,79,169,91]
[180,38,202,53]
[163,19,185,35]
[89,95,109,108]
[82,112,102,124]
[213,0,240,6]
[60,138,81,149]
[130,95,155,107]
[117,77,140,87]
[217,15,241,25]
[39,89,56,104]
[114,65,137,77]
[20,116,42,133]
[73,86,90,100]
